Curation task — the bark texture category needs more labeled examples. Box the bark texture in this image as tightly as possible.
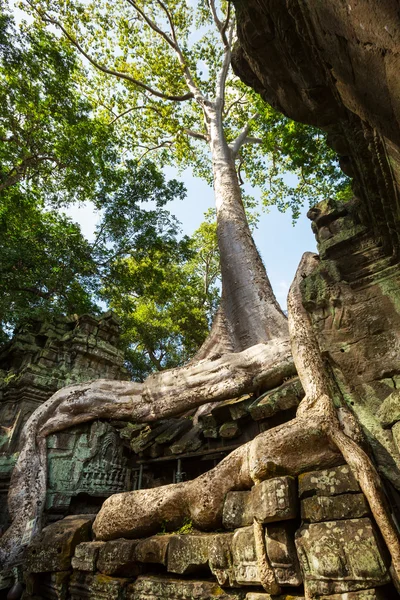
[287,252,400,586]
[0,340,293,567]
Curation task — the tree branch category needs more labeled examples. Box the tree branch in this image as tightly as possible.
[125,0,204,103]
[207,0,230,49]
[26,0,193,103]
[229,113,260,157]
[184,129,209,142]
[223,92,248,118]
[215,18,235,108]
[108,104,163,125]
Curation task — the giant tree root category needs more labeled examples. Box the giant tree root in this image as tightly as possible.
[92,415,341,540]
[288,252,400,588]
[0,338,294,567]
[92,252,400,590]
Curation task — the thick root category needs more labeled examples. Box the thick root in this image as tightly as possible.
[288,252,400,584]
[0,339,293,568]
[92,415,340,540]
[253,518,281,594]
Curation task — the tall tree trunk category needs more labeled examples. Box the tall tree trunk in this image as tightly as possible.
[208,108,288,351]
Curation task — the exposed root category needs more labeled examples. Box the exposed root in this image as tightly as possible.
[253,518,281,594]
[288,252,400,583]
[0,339,294,568]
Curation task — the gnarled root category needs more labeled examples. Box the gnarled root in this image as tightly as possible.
[253,518,281,594]
[288,252,400,584]
[92,416,340,540]
[0,339,293,568]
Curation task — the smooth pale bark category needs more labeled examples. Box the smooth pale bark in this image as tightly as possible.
[208,108,289,351]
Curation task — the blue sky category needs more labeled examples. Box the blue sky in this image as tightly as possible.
[66,166,317,309]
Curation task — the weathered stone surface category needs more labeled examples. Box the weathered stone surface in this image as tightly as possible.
[211,394,252,423]
[295,519,390,597]
[376,389,400,428]
[245,595,304,600]
[27,571,70,600]
[251,477,297,523]
[46,420,129,516]
[167,534,210,575]
[301,493,369,522]
[135,535,171,566]
[97,539,141,577]
[319,589,386,599]
[249,379,304,421]
[231,526,260,586]
[26,515,93,573]
[209,532,235,587]
[223,491,253,529]
[219,421,241,439]
[169,426,202,454]
[69,571,130,600]
[298,465,360,499]
[265,525,302,586]
[393,421,400,456]
[71,541,105,572]
[0,313,128,528]
[126,575,245,599]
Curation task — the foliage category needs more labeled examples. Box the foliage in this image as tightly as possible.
[0,188,98,343]
[22,0,350,219]
[0,8,122,204]
[102,215,220,381]
[0,5,220,376]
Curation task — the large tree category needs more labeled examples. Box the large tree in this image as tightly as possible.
[2,0,398,583]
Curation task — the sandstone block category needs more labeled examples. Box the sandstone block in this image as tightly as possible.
[167,534,210,574]
[223,491,253,529]
[27,571,70,600]
[71,541,105,572]
[69,571,130,600]
[301,493,369,522]
[376,389,400,428]
[232,524,301,588]
[232,526,259,586]
[97,539,141,577]
[393,421,400,455]
[249,379,303,421]
[209,533,235,587]
[26,515,94,573]
[245,595,304,600]
[295,519,390,597]
[298,465,360,498]
[265,525,302,586]
[135,535,171,565]
[251,476,297,523]
[319,590,386,599]
[219,421,241,439]
[127,575,245,599]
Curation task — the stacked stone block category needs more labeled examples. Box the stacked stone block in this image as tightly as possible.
[20,465,395,600]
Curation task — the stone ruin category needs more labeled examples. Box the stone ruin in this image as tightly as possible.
[2,0,400,598]
[0,313,129,532]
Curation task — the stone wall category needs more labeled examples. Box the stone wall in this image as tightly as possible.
[20,464,395,599]
[0,314,129,531]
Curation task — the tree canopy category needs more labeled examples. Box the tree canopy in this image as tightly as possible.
[1,0,350,372]
[22,0,350,220]
[0,6,220,373]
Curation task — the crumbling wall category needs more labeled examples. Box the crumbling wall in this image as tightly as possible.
[0,314,129,532]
